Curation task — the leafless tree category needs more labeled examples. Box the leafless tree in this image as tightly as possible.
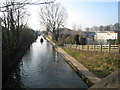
[1,0,55,55]
[39,2,67,40]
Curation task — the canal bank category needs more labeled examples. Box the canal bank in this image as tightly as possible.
[45,36,101,86]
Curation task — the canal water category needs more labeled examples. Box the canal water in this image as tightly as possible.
[5,36,88,88]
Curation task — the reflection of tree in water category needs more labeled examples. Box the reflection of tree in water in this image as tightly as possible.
[55,51,58,62]
[52,47,58,62]
[3,62,22,88]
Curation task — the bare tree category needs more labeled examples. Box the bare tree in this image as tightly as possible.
[1,0,55,60]
[99,25,104,31]
[39,2,67,40]
[1,0,55,49]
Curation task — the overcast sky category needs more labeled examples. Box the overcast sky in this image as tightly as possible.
[0,0,119,31]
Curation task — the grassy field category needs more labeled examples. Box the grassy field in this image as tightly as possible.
[62,47,120,79]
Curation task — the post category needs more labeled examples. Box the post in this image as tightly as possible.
[70,44,71,48]
[82,45,84,50]
[100,45,102,52]
[76,44,77,50]
[0,18,2,90]
[118,44,120,53]
[94,44,95,51]
[87,44,89,51]
[109,44,111,52]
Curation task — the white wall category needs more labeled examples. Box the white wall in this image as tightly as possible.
[95,32,118,40]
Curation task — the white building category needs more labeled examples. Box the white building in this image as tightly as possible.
[83,31,119,45]
[95,31,118,40]
[93,31,119,45]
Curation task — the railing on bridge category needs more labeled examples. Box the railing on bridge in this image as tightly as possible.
[64,44,120,53]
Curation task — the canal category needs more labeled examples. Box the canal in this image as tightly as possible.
[5,36,88,88]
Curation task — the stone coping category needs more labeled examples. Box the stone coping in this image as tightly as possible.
[45,36,101,86]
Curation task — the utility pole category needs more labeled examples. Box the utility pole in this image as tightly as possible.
[0,17,2,90]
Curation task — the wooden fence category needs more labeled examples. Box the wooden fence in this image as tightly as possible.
[64,44,120,53]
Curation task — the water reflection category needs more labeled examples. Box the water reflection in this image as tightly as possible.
[55,51,58,62]
[4,36,88,88]
[40,37,44,43]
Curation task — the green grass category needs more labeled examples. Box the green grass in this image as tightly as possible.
[62,47,120,79]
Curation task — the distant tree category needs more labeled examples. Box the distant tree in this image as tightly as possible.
[74,34,80,45]
[99,25,104,31]
[39,2,67,41]
[91,26,98,31]
[109,24,114,31]
[104,25,110,31]
[79,35,86,45]
[113,23,120,31]
[71,24,77,44]
[85,27,90,31]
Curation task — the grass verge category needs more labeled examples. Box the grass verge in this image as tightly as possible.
[62,47,120,79]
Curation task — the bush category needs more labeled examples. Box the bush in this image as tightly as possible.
[2,26,37,85]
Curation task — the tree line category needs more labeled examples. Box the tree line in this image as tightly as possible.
[1,0,54,87]
[85,23,120,31]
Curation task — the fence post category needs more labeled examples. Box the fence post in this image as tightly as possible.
[100,45,102,52]
[76,44,78,50]
[94,44,95,51]
[109,44,111,52]
[118,44,120,53]
[74,44,76,49]
[87,44,89,51]
[82,45,84,50]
